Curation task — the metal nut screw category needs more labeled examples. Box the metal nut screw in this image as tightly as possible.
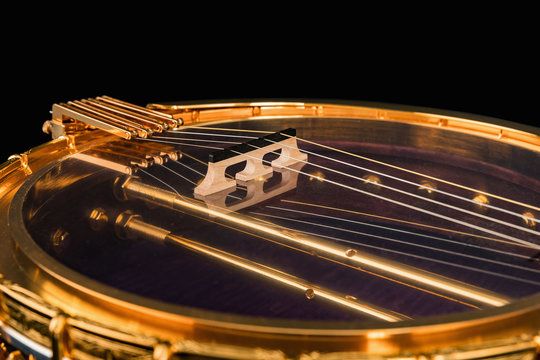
[89,208,109,231]
[52,229,70,247]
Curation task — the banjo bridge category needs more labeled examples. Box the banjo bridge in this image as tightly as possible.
[194,128,308,196]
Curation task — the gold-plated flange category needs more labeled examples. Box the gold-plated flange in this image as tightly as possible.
[0,99,539,360]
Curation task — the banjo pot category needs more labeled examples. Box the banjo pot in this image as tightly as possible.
[0,97,539,360]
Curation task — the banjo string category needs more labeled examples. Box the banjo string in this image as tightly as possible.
[243,142,540,238]
[262,205,535,262]
[138,133,540,248]
[170,151,536,250]
[172,126,540,212]
[139,150,540,289]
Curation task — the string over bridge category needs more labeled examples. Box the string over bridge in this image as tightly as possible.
[194,128,308,196]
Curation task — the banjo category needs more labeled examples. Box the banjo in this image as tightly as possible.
[0,96,538,360]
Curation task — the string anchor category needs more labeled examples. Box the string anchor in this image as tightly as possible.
[194,128,308,196]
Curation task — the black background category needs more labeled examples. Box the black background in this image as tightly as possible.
[3,18,537,162]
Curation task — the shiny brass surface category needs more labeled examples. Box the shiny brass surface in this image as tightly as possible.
[117,176,513,308]
[0,99,539,360]
[115,211,408,322]
[522,211,537,229]
[50,96,181,141]
[148,100,540,151]
[472,194,490,213]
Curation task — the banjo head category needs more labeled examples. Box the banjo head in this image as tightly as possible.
[0,98,538,360]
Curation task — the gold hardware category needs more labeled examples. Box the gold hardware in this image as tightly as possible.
[534,334,540,346]
[192,110,200,122]
[57,134,77,153]
[1,98,539,360]
[70,100,153,138]
[362,174,381,192]
[376,110,387,120]
[366,331,388,339]
[81,98,166,132]
[51,228,70,248]
[115,211,408,322]
[71,152,135,175]
[251,106,261,117]
[418,180,437,198]
[115,211,170,241]
[49,314,69,360]
[118,177,513,308]
[70,138,181,175]
[345,249,357,257]
[153,343,172,360]
[6,351,25,360]
[473,194,490,213]
[97,96,180,129]
[50,96,179,140]
[522,212,536,229]
[91,147,152,168]
[53,103,136,140]
[305,288,315,300]
[7,153,32,176]
[169,339,285,360]
[308,171,325,182]
[89,208,109,231]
